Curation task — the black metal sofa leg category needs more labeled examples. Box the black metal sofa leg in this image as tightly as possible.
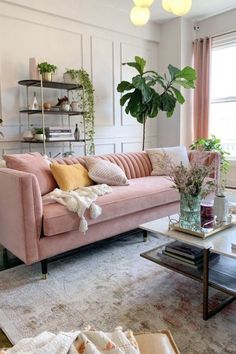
[143,230,148,242]
[41,259,48,279]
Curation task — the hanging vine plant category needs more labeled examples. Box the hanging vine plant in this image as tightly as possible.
[64,69,95,155]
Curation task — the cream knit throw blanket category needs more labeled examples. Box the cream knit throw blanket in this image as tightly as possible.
[43,184,112,233]
[1,327,140,354]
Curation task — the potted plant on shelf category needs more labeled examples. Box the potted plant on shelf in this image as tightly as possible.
[117,56,197,150]
[34,127,45,141]
[63,68,95,155]
[38,62,57,81]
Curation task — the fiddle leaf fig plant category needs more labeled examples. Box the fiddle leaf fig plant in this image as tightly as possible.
[117,56,197,150]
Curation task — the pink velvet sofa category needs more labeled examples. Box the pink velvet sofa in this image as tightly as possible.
[0,150,219,276]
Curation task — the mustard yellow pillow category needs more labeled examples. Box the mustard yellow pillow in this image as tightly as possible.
[50,163,93,191]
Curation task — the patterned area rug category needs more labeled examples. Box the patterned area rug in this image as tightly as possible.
[0,233,236,354]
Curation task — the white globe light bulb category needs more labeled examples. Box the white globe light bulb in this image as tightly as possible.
[133,0,154,7]
[170,0,192,16]
[162,0,172,12]
[130,6,150,26]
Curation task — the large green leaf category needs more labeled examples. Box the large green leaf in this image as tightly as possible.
[175,78,195,89]
[168,64,180,80]
[120,92,133,106]
[160,92,176,113]
[147,94,160,118]
[117,81,134,93]
[136,114,145,124]
[135,56,146,74]
[132,75,145,89]
[132,76,154,103]
[176,66,197,81]
[171,87,185,104]
[125,89,143,117]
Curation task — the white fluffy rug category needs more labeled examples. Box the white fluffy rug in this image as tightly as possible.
[0,233,236,354]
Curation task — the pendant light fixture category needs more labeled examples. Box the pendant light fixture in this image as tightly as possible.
[170,0,192,16]
[130,6,150,26]
[130,0,192,26]
[133,0,154,6]
[162,0,172,12]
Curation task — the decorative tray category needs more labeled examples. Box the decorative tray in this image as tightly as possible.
[169,215,236,239]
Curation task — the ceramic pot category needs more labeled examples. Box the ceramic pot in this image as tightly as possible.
[213,195,229,222]
[63,73,77,84]
[61,102,70,111]
[42,72,52,81]
[71,101,79,111]
[34,133,46,141]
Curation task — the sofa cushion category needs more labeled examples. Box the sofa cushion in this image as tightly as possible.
[54,151,152,179]
[4,152,57,195]
[85,157,129,186]
[50,163,93,191]
[43,176,179,236]
[146,146,190,176]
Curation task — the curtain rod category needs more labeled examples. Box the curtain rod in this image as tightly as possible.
[212,29,236,39]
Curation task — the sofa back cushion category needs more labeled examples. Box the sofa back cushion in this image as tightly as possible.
[146,146,190,176]
[4,152,57,195]
[54,152,152,179]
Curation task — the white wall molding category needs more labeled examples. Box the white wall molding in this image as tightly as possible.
[0,0,160,43]
[0,0,159,157]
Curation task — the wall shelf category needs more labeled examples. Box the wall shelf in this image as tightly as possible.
[21,139,86,143]
[20,109,84,116]
[18,79,82,91]
[19,78,86,155]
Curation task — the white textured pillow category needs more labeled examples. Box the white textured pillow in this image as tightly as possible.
[85,157,129,186]
[146,146,190,176]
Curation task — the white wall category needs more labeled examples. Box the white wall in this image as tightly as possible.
[196,9,236,39]
[156,17,194,148]
[0,0,159,157]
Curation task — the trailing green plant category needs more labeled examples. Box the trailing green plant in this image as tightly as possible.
[64,69,95,155]
[117,56,197,150]
[38,62,57,74]
[190,135,230,191]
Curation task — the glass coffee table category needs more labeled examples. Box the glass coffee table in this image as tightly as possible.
[140,216,236,320]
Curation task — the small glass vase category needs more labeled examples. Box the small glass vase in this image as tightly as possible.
[179,193,201,231]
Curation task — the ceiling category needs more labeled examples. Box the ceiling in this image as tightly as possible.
[102,0,236,23]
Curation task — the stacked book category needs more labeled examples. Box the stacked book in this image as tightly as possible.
[45,127,73,141]
[162,241,217,269]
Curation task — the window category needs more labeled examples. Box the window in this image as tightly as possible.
[209,33,236,158]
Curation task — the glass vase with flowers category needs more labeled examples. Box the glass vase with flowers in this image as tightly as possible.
[164,153,216,231]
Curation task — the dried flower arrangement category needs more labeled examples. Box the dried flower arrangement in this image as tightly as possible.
[161,152,216,199]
